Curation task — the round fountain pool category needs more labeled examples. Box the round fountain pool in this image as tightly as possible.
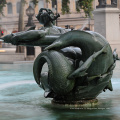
[0,62,120,120]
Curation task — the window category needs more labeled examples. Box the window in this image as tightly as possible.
[16,2,20,13]
[52,0,56,11]
[7,3,13,14]
[38,0,44,11]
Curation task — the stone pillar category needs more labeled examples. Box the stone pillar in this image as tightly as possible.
[48,0,52,10]
[93,7,120,55]
[34,47,42,59]
[70,0,76,13]
[12,3,17,15]
[35,5,39,14]
[117,0,120,9]
[44,0,48,8]
[57,0,62,13]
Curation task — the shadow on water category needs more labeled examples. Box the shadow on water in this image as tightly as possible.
[0,62,120,120]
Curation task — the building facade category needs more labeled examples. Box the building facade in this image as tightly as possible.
[0,0,120,46]
[0,0,120,35]
[0,0,97,35]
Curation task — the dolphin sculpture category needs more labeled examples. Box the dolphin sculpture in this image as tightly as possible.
[0,29,116,101]
[45,30,114,77]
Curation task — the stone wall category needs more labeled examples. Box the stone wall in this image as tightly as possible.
[0,53,25,63]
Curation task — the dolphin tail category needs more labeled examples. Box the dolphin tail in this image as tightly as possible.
[44,91,56,98]
[44,91,53,98]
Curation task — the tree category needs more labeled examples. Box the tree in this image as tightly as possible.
[61,0,94,17]
[31,0,94,17]
[0,0,7,16]
[61,0,70,14]
[76,0,94,17]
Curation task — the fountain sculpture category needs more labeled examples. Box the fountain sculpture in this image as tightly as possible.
[0,8,119,106]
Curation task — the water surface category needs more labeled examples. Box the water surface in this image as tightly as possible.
[0,62,120,120]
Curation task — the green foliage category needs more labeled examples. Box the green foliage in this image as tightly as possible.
[0,0,94,17]
[61,0,70,14]
[31,0,38,6]
[61,0,94,16]
[31,0,51,7]
[0,0,7,16]
[29,0,94,17]
[46,0,50,3]
[76,0,94,17]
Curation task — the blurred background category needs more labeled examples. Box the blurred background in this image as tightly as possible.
[0,0,120,63]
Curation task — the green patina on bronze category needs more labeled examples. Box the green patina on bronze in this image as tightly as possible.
[0,8,119,104]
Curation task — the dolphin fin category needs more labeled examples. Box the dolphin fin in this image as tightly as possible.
[103,80,113,92]
[108,63,116,71]
[106,80,113,91]
[87,75,101,82]
[44,91,51,98]
[102,44,108,54]
[44,91,54,98]
[68,70,88,79]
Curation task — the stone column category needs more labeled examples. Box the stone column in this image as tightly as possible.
[57,0,62,13]
[117,0,120,9]
[44,0,47,8]
[93,7,120,55]
[34,47,42,59]
[48,0,52,10]
[35,5,39,14]
[12,3,17,15]
[70,0,76,13]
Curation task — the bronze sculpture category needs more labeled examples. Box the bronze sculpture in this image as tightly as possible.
[0,8,119,106]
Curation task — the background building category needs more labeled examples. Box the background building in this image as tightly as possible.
[0,0,120,62]
[0,0,120,37]
[0,0,97,36]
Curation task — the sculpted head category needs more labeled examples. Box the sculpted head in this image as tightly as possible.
[36,8,60,27]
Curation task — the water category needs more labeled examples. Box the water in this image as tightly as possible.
[0,62,120,120]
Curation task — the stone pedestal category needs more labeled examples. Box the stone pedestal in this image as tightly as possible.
[93,8,120,56]
[52,99,98,108]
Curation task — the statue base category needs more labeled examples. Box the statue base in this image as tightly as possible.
[51,99,98,108]
[96,4,117,8]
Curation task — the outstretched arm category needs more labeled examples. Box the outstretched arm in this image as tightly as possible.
[0,28,54,46]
